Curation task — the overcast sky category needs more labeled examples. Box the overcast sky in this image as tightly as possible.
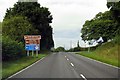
[0,0,108,49]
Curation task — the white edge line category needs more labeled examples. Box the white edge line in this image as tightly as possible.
[76,53,120,69]
[7,57,45,79]
[70,63,74,67]
[80,74,87,80]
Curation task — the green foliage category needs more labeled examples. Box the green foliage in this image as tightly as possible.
[2,16,36,42]
[67,46,97,52]
[81,11,118,43]
[76,40,119,67]
[107,2,120,35]
[112,35,120,45]
[0,22,2,42]
[4,2,54,50]
[73,47,81,52]
[77,40,80,47]
[107,2,120,22]
[54,47,65,52]
[0,22,2,30]
[2,36,25,61]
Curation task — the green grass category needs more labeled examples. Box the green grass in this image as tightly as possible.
[76,42,120,67]
[2,53,48,79]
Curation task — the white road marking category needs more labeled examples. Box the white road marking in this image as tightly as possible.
[7,57,45,79]
[80,74,87,80]
[65,56,66,58]
[67,58,69,61]
[70,63,74,67]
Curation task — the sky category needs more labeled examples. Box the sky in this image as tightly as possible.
[0,0,108,49]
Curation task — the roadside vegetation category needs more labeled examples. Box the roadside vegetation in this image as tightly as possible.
[0,22,1,34]
[2,53,48,79]
[0,22,2,80]
[53,47,65,52]
[76,36,120,67]
[76,2,120,67]
[2,1,53,79]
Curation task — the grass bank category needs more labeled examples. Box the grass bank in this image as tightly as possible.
[2,53,48,79]
[76,41,119,67]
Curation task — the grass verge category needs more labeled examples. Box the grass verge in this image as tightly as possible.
[76,51,119,67]
[2,53,48,79]
[77,36,120,67]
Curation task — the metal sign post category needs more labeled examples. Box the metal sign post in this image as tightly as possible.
[32,50,34,56]
[35,44,39,57]
[36,50,38,57]
[27,50,29,56]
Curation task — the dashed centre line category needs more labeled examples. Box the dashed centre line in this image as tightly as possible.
[80,74,87,80]
[67,58,69,60]
[64,55,74,67]
[70,63,74,67]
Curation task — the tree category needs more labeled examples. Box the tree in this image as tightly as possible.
[81,11,117,43]
[2,16,35,42]
[107,2,120,22]
[0,22,2,34]
[3,1,54,50]
[77,40,80,48]
[55,47,65,52]
[107,2,120,35]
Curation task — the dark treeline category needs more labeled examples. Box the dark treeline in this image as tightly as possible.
[2,1,54,61]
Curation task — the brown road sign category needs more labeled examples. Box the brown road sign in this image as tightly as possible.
[24,35,41,44]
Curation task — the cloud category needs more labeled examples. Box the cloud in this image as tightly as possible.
[54,29,80,38]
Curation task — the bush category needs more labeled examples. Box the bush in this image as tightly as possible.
[54,47,65,52]
[2,36,25,61]
[73,47,81,52]
[112,35,120,45]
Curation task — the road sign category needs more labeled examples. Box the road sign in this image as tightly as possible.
[24,35,41,45]
[24,35,41,40]
[25,44,40,51]
[24,35,41,51]
[25,39,40,44]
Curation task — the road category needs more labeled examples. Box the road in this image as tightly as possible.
[8,52,119,80]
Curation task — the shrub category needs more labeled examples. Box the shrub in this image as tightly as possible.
[2,36,25,61]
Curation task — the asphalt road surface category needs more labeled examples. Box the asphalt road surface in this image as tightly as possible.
[8,52,119,79]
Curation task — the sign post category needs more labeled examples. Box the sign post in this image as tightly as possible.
[32,50,34,56]
[24,35,41,57]
[36,50,38,57]
[27,50,29,56]
[35,45,39,57]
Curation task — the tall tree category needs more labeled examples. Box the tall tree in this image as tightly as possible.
[0,22,2,34]
[4,2,54,50]
[107,1,120,35]
[81,11,117,43]
[77,40,80,48]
